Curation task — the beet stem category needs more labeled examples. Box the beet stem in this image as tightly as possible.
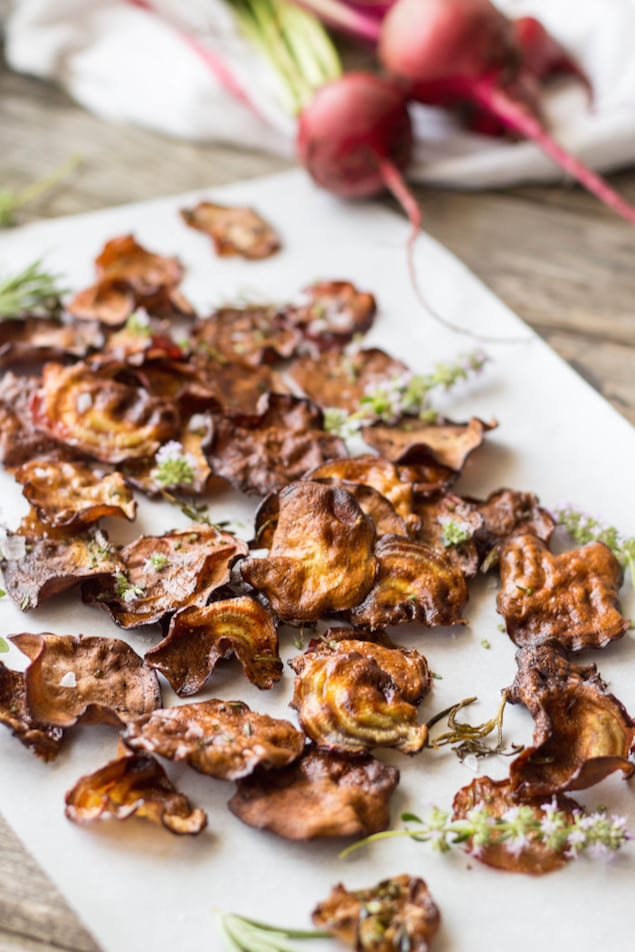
[473,80,635,225]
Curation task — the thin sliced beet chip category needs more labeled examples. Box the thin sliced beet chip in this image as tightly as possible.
[452,775,578,875]
[65,749,207,835]
[122,699,305,781]
[362,417,496,472]
[228,748,399,840]
[11,633,161,728]
[288,347,408,413]
[181,202,281,259]
[350,535,468,631]
[0,660,64,761]
[192,305,300,367]
[285,281,376,349]
[30,360,180,464]
[208,394,347,497]
[414,493,483,579]
[470,488,555,567]
[312,875,440,950]
[83,525,247,629]
[15,460,136,528]
[242,482,376,622]
[508,642,635,796]
[188,354,285,416]
[0,373,70,468]
[0,317,104,366]
[497,534,629,651]
[146,597,282,695]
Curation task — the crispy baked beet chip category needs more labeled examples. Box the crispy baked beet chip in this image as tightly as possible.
[0,373,70,468]
[288,347,408,413]
[350,535,468,631]
[285,281,376,349]
[469,488,555,569]
[290,635,429,755]
[0,661,63,760]
[0,317,103,366]
[497,535,629,651]
[242,482,376,622]
[188,355,285,417]
[312,875,440,952]
[31,360,180,463]
[14,460,136,528]
[228,748,399,840]
[65,749,207,835]
[208,394,347,496]
[68,235,192,326]
[452,776,578,875]
[2,530,124,611]
[414,494,484,579]
[83,525,247,629]
[122,422,214,498]
[508,642,635,797]
[181,202,281,259]
[146,597,282,695]
[122,699,305,781]
[192,306,300,367]
[362,417,496,473]
[11,633,161,728]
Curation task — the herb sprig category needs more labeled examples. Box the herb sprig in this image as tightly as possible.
[0,155,81,227]
[426,693,522,762]
[0,260,67,319]
[217,911,328,952]
[556,506,635,587]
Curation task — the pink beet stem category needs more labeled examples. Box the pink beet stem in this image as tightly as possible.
[126,0,263,120]
[291,0,382,41]
[473,79,635,224]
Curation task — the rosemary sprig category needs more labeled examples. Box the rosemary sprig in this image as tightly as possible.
[0,155,81,227]
[217,911,328,952]
[426,693,522,762]
[0,259,67,319]
[556,506,635,588]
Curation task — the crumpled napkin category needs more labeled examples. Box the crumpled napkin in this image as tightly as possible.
[5,0,635,188]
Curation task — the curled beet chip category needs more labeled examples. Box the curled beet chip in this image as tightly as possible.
[508,642,635,796]
[497,534,629,651]
[65,749,207,835]
[312,875,440,950]
[414,493,483,578]
[288,347,408,413]
[0,660,64,761]
[350,535,468,631]
[146,597,282,695]
[83,525,247,629]
[452,775,579,875]
[285,281,376,349]
[362,417,496,473]
[229,747,399,841]
[14,460,136,528]
[2,530,124,611]
[11,633,161,728]
[290,637,428,755]
[188,354,286,416]
[122,699,305,781]
[30,360,180,464]
[181,202,281,259]
[0,317,103,366]
[192,305,300,368]
[0,373,71,468]
[242,482,376,622]
[470,488,555,567]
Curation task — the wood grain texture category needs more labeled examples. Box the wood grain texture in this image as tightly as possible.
[1,24,634,952]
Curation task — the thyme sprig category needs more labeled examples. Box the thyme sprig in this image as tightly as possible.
[0,260,67,319]
[556,506,635,588]
[426,693,522,762]
[0,154,81,227]
[217,911,328,952]
[339,803,631,861]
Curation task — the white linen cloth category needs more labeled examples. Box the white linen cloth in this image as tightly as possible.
[5,0,635,188]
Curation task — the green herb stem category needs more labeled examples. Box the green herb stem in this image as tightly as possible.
[0,260,67,319]
[0,154,81,227]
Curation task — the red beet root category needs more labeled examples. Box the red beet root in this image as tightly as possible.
[514,15,592,93]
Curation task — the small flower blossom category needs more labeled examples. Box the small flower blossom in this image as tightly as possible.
[151,441,197,489]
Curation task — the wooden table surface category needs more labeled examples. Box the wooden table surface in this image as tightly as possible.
[1,28,635,952]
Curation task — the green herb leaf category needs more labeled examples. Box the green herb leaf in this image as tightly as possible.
[0,260,67,319]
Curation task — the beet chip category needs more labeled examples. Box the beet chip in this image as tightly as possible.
[122,700,305,781]
[181,202,281,259]
[11,633,161,728]
[414,494,484,578]
[452,776,578,875]
[15,460,136,528]
[0,317,103,366]
[30,360,180,464]
[146,597,282,695]
[312,875,440,951]
[497,535,629,651]
[350,535,468,631]
[0,373,70,468]
[192,306,300,367]
[362,417,496,473]
[228,748,399,840]
[508,642,635,797]
[0,661,63,761]
[242,482,376,622]
[288,347,408,413]
[65,750,207,835]
[285,281,376,349]
[83,525,247,629]
[470,488,555,568]
[2,531,124,611]
[208,393,347,497]
[290,640,428,755]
